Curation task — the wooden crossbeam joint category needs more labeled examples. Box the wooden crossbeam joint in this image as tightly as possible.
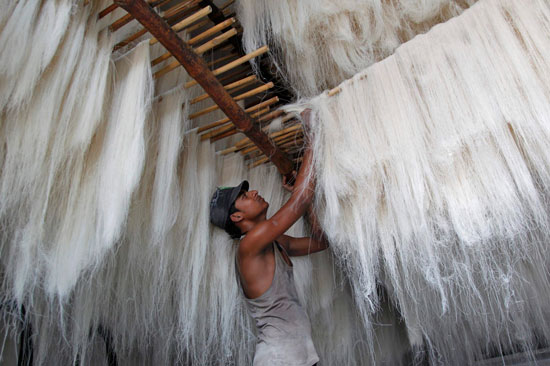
[114,0,295,176]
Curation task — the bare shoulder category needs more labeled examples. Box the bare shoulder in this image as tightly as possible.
[238,220,274,257]
[237,238,276,299]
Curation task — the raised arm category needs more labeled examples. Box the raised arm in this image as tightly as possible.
[240,143,315,253]
[275,195,329,256]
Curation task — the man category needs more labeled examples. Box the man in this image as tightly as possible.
[210,132,328,366]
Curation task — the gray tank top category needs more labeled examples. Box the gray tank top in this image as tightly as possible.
[238,243,319,366]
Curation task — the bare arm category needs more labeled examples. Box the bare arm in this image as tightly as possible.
[240,144,315,255]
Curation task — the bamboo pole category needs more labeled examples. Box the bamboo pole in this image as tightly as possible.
[251,138,303,168]
[219,0,234,10]
[154,27,237,78]
[99,4,118,19]
[113,0,198,50]
[184,17,210,33]
[189,17,235,43]
[194,28,237,53]
[150,6,212,45]
[197,96,278,134]
[190,75,256,104]
[238,124,302,153]
[114,0,294,176]
[201,121,235,141]
[214,109,284,142]
[163,0,199,19]
[257,109,283,123]
[184,46,268,88]
[244,130,304,156]
[189,82,273,119]
[213,61,246,79]
[201,107,270,141]
[210,128,240,143]
[328,86,341,97]
[108,0,176,31]
[233,114,295,148]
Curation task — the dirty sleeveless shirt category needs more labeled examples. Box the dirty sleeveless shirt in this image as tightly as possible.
[237,243,319,366]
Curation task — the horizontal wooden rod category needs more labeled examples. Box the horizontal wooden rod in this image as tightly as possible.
[237,123,302,152]
[215,109,285,143]
[163,0,199,19]
[219,0,234,11]
[194,28,237,54]
[184,17,210,33]
[254,139,304,167]
[108,0,168,31]
[115,0,294,176]
[150,6,211,45]
[184,45,268,88]
[189,82,273,119]
[198,96,278,134]
[99,4,118,19]
[251,156,269,168]
[251,135,304,159]
[209,55,242,73]
[201,121,235,141]
[154,27,237,78]
[257,109,283,123]
[233,114,295,149]
[151,18,235,66]
[109,11,134,32]
[243,129,304,156]
[190,17,235,44]
[113,0,196,49]
[190,75,256,105]
[204,107,273,142]
[210,128,239,143]
[114,28,149,51]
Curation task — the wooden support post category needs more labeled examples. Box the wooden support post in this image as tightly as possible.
[115,0,294,176]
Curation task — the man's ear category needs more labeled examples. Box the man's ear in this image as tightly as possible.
[230,212,244,223]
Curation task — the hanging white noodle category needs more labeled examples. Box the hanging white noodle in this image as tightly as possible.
[285,0,550,363]
[237,0,476,97]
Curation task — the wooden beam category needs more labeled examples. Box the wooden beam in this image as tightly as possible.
[114,0,294,176]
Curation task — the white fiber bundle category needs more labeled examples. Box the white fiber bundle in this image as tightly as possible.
[0,1,117,302]
[0,0,77,112]
[150,89,188,245]
[290,0,550,363]
[97,41,153,249]
[237,0,475,97]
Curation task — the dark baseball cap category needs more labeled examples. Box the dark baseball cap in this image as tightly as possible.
[210,180,249,235]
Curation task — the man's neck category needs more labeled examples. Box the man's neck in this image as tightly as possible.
[239,213,267,235]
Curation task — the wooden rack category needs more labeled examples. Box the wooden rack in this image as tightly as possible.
[105,0,303,173]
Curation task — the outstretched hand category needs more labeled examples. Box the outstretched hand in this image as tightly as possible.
[282,170,297,193]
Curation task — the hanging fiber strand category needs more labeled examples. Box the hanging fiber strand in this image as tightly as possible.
[286,0,550,363]
[237,0,476,97]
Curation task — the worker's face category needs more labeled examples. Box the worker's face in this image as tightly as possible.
[234,189,269,220]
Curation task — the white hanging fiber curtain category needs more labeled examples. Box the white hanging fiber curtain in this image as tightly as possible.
[0,0,122,303]
[237,0,476,97]
[286,0,550,363]
[0,3,383,360]
[7,0,550,364]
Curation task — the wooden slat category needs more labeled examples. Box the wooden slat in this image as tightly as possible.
[149,6,212,46]
[151,18,236,66]
[190,75,256,105]
[115,0,294,176]
[189,82,273,119]
[198,96,278,134]
[184,46,268,88]
[154,27,238,78]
